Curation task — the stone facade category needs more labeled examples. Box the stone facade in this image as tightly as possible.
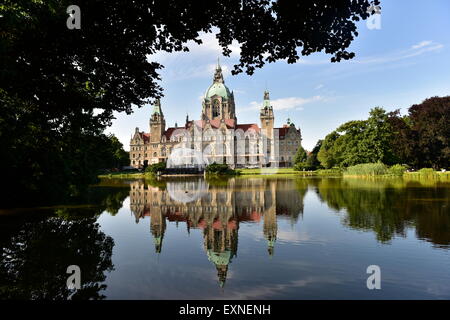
[130,63,302,168]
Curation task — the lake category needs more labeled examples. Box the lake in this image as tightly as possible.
[0,176,449,299]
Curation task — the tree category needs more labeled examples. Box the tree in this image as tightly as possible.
[408,97,450,169]
[360,107,396,165]
[318,108,396,168]
[318,131,340,169]
[387,97,449,169]
[0,1,379,203]
[387,110,414,165]
[305,140,323,170]
[334,120,367,166]
[293,145,308,165]
[96,134,130,169]
[0,216,114,299]
[145,161,166,174]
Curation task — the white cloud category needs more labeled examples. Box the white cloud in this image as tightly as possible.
[189,32,241,57]
[412,40,433,49]
[162,62,232,81]
[145,30,241,81]
[315,84,324,90]
[244,96,324,111]
[148,31,240,65]
[355,40,444,65]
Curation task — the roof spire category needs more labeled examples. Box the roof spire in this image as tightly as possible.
[152,98,163,115]
[262,90,271,109]
[213,58,224,84]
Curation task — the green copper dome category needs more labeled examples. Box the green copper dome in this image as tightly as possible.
[204,63,232,101]
[152,99,162,115]
[207,249,232,266]
[204,82,232,101]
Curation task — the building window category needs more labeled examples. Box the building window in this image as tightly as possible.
[213,100,220,117]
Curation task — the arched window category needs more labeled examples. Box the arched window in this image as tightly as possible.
[213,100,220,118]
[153,152,157,157]
[245,136,250,153]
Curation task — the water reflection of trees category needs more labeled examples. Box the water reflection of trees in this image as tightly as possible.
[130,177,307,286]
[0,185,127,299]
[315,178,450,247]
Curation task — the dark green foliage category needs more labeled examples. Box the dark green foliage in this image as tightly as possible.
[318,131,341,169]
[306,140,323,170]
[293,143,322,171]
[316,178,450,244]
[407,97,449,169]
[293,162,312,171]
[293,145,308,164]
[417,168,438,178]
[0,215,114,299]
[388,164,407,176]
[145,162,166,174]
[388,97,449,169]
[344,163,388,176]
[293,145,309,170]
[317,99,449,169]
[205,163,236,175]
[316,168,343,176]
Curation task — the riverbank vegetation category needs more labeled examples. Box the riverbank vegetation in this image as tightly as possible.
[205,163,239,175]
[315,97,449,171]
[145,162,166,175]
[292,96,449,177]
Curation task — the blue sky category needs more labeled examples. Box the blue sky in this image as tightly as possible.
[107,0,450,151]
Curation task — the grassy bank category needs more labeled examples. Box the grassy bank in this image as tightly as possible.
[343,163,449,180]
[238,168,308,175]
[98,167,449,181]
[98,172,146,179]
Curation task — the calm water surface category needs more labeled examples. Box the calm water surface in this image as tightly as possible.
[1,177,449,299]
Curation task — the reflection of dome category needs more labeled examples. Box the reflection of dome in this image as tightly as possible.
[167,147,206,168]
[207,250,232,288]
[267,239,275,257]
[204,82,232,101]
[167,179,208,203]
[153,235,162,253]
[207,249,232,266]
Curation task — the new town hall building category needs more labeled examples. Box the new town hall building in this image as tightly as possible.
[130,63,302,169]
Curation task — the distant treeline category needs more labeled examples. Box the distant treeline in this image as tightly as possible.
[294,96,449,171]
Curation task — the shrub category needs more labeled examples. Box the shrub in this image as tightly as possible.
[205,162,236,175]
[417,168,437,177]
[145,162,166,174]
[344,163,388,176]
[388,164,407,176]
[293,162,314,171]
[316,168,342,176]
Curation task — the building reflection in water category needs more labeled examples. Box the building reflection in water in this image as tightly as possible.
[129,178,305,287]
